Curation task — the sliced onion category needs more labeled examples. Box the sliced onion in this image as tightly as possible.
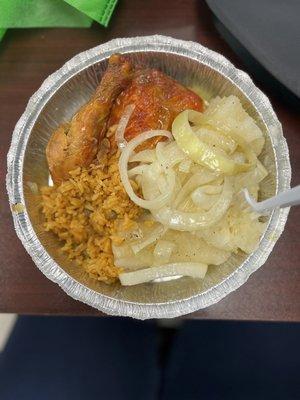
[135,175,142,187]
[129,149,156,163]
[127,165,148,178]
[191,188,219,210]
[205,124,258,167]
[131,224,166,254]
[112,243,154,269]
[165,230,231,265]
[115,256,153,270]
[153,240,175,265]
[173,171,218,208]
[112,243,133,259]
[234,159,268,191]
[177,197,196,212]
[196,96,264,151]
[141,172,162,201]
[119,130,174,210]
[178,159,192,173]
[251,137,265,156]
[155,141,167,164]
[115,104,135,149]
[145,161,163,181]
[194,127,237,154]
[156,140,186,169]
[256,159,268,176]
[172,110,252,174]
[119,262,208,286]
[201,184,222,195]
[151,177,233,231]
[187,109,259,169]
[232,152,246,163]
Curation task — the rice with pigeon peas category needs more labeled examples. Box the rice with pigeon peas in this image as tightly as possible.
[41,146,141,283]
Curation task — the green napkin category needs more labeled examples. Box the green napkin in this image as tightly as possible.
[0,28,6,41]
[0,0,117,41]
[64,0,118,27]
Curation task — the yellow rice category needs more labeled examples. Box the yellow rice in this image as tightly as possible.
[41,148,141,284]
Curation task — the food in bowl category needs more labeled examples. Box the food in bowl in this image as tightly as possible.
[41,54,267,286]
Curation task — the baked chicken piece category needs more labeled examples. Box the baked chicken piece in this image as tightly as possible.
[46,55,203,184]
[108,68,203,148]
[46,54,132,184]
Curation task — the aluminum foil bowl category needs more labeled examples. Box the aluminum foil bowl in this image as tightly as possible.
[7,35,291,319]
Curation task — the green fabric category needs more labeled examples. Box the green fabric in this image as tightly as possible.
[0,29,6,41]
[0,0,118,41]
[64,0,118,27]
[0,0,92,28]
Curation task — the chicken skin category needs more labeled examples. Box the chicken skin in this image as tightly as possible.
[108,68,203,148]
[46,54,132,184]
[46,55,203,184]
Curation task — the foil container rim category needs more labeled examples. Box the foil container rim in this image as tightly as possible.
[6,35,291,319]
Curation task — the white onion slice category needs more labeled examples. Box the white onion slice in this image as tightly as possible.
[153,240,175,264]
[174,171,218,208]
[152,177,233,231]
[129,149,156,163]
[191,188,219,210]
[119,130,174,210]
[127,165,148,178]
[131,224,166,254]
[112,243,132,259]
[157,141,186,168]
[115,104,135,149]
[201,184,222,195]
[234,159,268,191]
[194,127,237,154]
[178,159,192,173]
[115,256,153,270]
[119,262,208,286]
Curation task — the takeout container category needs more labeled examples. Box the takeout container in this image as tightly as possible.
[6,35,291,319]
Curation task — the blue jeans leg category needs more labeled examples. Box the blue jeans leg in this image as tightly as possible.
[162,321,300,400]
[0,316,159,400]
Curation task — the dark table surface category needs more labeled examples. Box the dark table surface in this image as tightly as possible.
[0,0,299,321]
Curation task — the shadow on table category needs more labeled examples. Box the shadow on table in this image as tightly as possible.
[0,316,299,400]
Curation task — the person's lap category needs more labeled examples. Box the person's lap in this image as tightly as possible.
[163,321,300,400]
[0,316,159,400]
[0,317,299,400]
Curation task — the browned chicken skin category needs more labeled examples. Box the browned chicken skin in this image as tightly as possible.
[46,55,203,183]
[46,54,132,184]
[108,68,203,149]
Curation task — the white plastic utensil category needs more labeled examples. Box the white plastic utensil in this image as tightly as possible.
[243,185,300,213]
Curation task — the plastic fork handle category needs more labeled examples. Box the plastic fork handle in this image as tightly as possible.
[250,185,300,212]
